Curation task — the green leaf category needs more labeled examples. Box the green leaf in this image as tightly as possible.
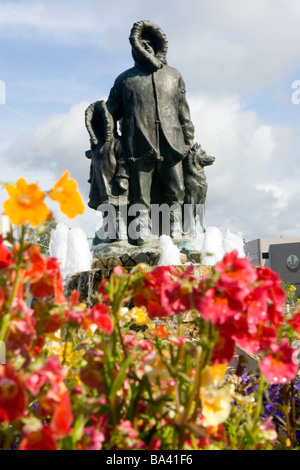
[72,414,87,448]
[110,350,135,401]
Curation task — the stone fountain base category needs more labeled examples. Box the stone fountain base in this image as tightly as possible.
[91,239,204,270]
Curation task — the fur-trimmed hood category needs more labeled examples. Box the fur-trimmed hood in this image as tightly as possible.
[129,20,168,71]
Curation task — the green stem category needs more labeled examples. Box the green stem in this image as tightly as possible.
[3,422,18,450]
[114,308,127,359]
[178,345,202,449]
[253,372,265,424]
[177,313,182,338]
[283,383,291,440]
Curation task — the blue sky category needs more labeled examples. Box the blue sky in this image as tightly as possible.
[1,0,300,241]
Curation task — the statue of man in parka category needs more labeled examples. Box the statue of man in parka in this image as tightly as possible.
[106,20,195,245]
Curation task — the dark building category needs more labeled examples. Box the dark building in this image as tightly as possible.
[246,238,300,298]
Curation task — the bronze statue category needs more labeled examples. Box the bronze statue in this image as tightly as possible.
[85,20,214,247]
[85,100,128,243]
[182,143,215,236]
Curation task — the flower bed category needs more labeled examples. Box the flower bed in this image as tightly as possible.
[1,174,300,450]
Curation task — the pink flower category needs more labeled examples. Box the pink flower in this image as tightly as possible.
[0,236,13,269]
[25,357,66,395]
[260,339,298,384]
[77,427,105,450]
[259,417,277,443]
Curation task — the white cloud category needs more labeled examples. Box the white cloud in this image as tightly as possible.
[256,184,292,214]
[2,101,90,184]
[1,0,300,95]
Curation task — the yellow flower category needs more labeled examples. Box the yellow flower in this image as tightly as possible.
[201,365,227,388]
[47,340,84,366]
[49,171,85,218]
[145,350,171,382]
[200,366,232,427]
[201,386,232,427]
[3,178,52,227]
[127,307,154,327]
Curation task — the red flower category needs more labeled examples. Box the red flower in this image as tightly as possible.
[134,296,167,318]
[69,289,80,305]
[0,364,27,422]
[195,278,247,326]
[215,250,257,284]
[34,300,67,334]
[6,313,37,362]
[20,425,57,450]
[211,328,235,364]
[288,310,300,334]
[22,245,46,283]
[90,303,113,334]
[233,317,277,354]
[30,257,65,304]
[62,291,91,329]
[260,339,298,384]
[80,351,105,392]
[244,288,269,333]
[0,236,12,269]
[31,335,45,357]
[134,266,192,318]
[256,267,285,327]
[50,382,73,438]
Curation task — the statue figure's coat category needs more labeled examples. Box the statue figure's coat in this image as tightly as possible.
[106,20,195,166]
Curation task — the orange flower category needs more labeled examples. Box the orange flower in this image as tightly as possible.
[49,171,85,218]
[153,325,168,339]
[30,257,66,304]
[3,178,52,227]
